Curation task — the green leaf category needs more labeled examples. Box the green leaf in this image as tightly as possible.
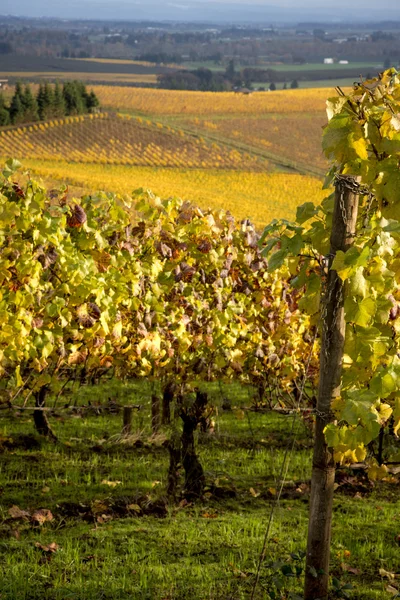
[267,249,287,272]
[345,296,376,327]
[296,202,318,224]
[331,246,369,281]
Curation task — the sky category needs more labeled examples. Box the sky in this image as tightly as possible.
[1,0,400,23]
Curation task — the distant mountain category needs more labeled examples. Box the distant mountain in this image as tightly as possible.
[3,1,400,24]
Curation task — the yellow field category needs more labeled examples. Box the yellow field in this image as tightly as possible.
[16,159,327,229]
[0,72,157,84]
[93,86,330,115]
[184,113,328,173]
[0,113,267,170]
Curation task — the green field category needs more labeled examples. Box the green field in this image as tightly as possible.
[0,380,398,600]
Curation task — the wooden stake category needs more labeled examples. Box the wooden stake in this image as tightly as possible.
[122,406,133,435]
[304,176,360,599]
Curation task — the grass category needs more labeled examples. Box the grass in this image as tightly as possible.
[0,379,399,600]
[252,79,355,90]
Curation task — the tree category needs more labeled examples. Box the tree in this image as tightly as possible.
[225,59,236,81]
[63,81,85,115]
[86,90,100,113]
[22,85,39,122]
[290,79,299,89]
[53,82,66,117]
[0,93,10,126]
[269,82,276,91]
[9,84,25,124]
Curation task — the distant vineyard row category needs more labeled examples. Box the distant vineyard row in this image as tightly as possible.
[92,85,330,115]
[0,112,267,171]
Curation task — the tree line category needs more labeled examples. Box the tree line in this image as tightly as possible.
[157,62,299,92]
[0,81,100,127]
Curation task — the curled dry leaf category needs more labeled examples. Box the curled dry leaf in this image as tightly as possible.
[8,505,30,521]
[32,509,54,525]
[67,204,87,228]
[35,541,59,553]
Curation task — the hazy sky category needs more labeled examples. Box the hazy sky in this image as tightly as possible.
[1,0,399,22]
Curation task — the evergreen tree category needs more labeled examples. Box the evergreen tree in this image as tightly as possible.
[36,84,46,120]
[290,79,299,89]
[0,92,10,126]
[86,90,100,113]
[9,83,25,124]
[224,59,236,81]
[269,82,276,91]
[43,83,54,118]
[22,85,39,122]
[53,82,66,117]
[63,81,84,115]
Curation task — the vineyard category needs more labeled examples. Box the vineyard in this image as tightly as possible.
[182,114,328,174]
[0,113,267,170]
[15,160,326,228]
[1,70,400,600]
[0,87,330,230]
[93,85,330,115]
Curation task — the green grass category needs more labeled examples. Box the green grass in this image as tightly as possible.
[183,61,383,74]
[0,380,399,599]
[252,78,357,90]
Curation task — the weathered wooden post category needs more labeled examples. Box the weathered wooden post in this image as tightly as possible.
[122,406,133,435]
[304,176,360,599]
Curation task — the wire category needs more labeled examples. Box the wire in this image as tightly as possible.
[250,328,318,600]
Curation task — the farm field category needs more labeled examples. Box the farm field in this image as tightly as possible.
[93,86,330,115]
[18,159,326,228]
[0,113,267,171]
[181,113,328,173]
[0,380,397,600]
[0,86,333,226]
[2,71,400,600]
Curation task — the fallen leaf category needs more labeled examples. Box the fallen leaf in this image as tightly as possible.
[380,568,397,580]
[127,504,141,514]
[387,584,400,596]
[35,541,59,553]
[42,486,50,493]
[249,487,260,498]
[32,509,54,525]
[96,514,113,524]
[8,506,30,521]
[91,500,109,515]
[201,512,218,519]
[341,563,361,575]
[101,480,121,487]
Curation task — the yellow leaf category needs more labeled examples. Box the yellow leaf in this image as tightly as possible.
[101,480,121,487]
[368,463,388,481]
[249,487,260,498]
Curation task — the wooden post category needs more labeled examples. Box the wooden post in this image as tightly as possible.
[304,176,360,599]
[151,395,161,434]
[33,386,57,441]
[122,406,133,435]
[162,381,175,425]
